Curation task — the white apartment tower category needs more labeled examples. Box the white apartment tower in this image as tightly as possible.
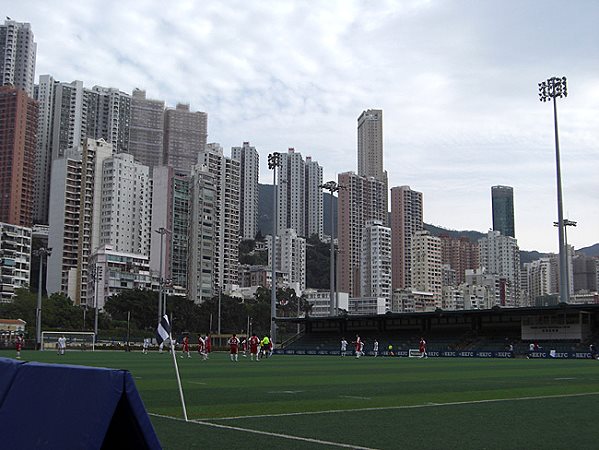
[0,19,36,96]
[198,143,240,290]
[522,257,554,306]
[411,230,442,311]
[360,220,392,302]
[305,156,323,240]
[337,172,388,297]
[268,228,306,291]
[231,142,259,240]
[478,230,521,307]
[100,153,151,255]
[47,149,83,298]
[391,186,423,290]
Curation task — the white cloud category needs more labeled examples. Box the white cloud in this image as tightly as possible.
[5,0,599,251]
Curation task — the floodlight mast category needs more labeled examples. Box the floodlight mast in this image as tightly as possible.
[539,76,569,303]
[268,152,281,346]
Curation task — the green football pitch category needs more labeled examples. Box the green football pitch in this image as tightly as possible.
[3,350,599,449]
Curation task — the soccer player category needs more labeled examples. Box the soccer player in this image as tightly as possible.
[589,343,597,360]
[340,338,348,357]
[353,335,362,358]
[198,335,208,360]
[359,340,365,357]
[249,333,260,361]
[261,335,271,358]
[15,335,23,359]
[419,337,428,358]
[205,333,212,356]
[228,334,240,362]
[142,338,149,354]
[181,335,191,358]
[58,336,66,355]
[241,337,248,357]
[373,339,379,357]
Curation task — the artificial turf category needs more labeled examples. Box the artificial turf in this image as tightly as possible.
[3,350,599,449]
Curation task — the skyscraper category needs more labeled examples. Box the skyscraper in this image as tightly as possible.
[198,143,240,290]
[129,89,165,169]
[305,156,323,240]
[0,86,37,227]
[411,230,442,311]
[491,185,515,238]
[390,186,423,290]
[163,103,207,171]
[357,109,388,216]
[337,172,387,297]
[0,19,36,96]
[360,220,392,302]
[440,235,480,285]
[231,142,259,240]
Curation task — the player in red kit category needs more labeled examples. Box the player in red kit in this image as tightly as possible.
[15,335,23,359]
[228,334,240,362]
[181,335,191,358]
[205,333,212,356]
[419,337,428,359]
[249,333,260,361]
[198,335,208,360]
[353,335,362,358]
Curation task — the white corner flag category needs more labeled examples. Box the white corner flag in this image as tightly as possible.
[156,314,188,421]
[156,315,171,345]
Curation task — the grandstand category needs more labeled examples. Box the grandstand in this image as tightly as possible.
[278,303,599,357]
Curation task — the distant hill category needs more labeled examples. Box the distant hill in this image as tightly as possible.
[578,243,599,257]
[257,183,596,262]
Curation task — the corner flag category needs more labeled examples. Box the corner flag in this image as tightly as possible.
[156,315,171,345]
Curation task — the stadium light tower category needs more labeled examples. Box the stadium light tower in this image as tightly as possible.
[34,247,51,350]
[155,227,169,322]
[539,76,569,303]
[268,151,281,346]
[320,181,344,316]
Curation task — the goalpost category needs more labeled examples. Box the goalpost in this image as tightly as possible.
[41,331,97,351]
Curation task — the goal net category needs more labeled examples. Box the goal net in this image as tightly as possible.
[408,348,423,358]
[41,332,96,351]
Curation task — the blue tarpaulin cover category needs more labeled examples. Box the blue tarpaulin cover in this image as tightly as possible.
[0,357,162,449]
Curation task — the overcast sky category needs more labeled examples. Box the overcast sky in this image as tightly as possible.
[6,0,599,252]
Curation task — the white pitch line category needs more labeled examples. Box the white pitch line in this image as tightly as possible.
[150,413,378,450]
[554,377,576,380]
[200,391,599,421]
[188,381,207,385]
[340,395,371,400]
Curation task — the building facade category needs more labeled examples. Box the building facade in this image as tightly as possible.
[0,86,37,227]
[491,185,515,238]
[0,222,31,302]
[390,185,423,290]
[231,142,259,240]
[411,230,442,311]
[129,89,165,169]
[440,235,480,285]
[360,220,392,303]
[0,20,36,96]
[163,103,207,171]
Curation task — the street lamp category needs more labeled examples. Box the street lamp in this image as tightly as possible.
[155,227,169,322]
[554,219,577,298]
[34,247,51,350]
[539,76,568,303]
[268,152,281,346]
[320,181,345,316]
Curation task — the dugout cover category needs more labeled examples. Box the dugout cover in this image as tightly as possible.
[0,357,161,449]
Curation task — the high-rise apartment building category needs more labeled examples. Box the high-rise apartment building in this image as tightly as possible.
[411,230,442,310]
[0,222,32,301]
[129,89,165,169]
[0,86,37,227]
[491,185,515,238]
[522,257,554,306]
[478,230,521,307]
[360,220,392,302]
[305,156,323,240]
[267,228,306,291]
[390,186,423,290]
[0,20,36,96]
[276,148,323,239]
[99,153,151,255]
[198,143,240,290]
[163,103,207,171]
[86,86,130,154]
[440,235,480,285]
[337,172,388,297]
[357,109,388,214]
[231,142,259,240]
[47,149,83,298]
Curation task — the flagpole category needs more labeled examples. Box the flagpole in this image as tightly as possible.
[163,314,188,422]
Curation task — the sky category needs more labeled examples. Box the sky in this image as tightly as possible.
[5,0,599,252]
